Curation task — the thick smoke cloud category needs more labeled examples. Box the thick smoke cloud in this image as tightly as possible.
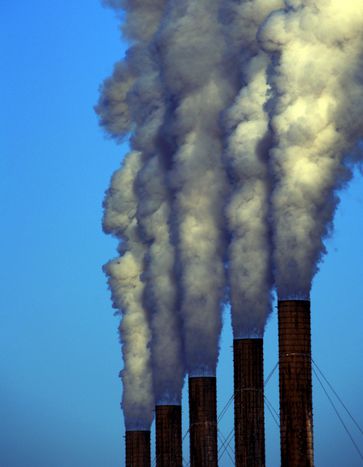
[136,156,184,404]
[155,0,237,375]
[96,0,167,141]
[130,56,186,402]
[260,0,363,299]
[223,0,283,338]
[99,0,363,429]
[102,0,166,42]
[95,60,134,140]
[100,0,185,416]
[116,0,186,404]
[103,152,154,430]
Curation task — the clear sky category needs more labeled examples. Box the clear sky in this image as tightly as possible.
[1,1,362,466]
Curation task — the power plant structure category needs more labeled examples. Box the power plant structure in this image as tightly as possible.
[155,404,183,467]
[100,1,361,466]
[278,300,314,467]
[189,376,218,467]
[233,338,265,467]
[125,430,151,467]
[125,300,315,467]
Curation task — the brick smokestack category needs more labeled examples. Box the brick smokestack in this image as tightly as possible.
[233,338,265,467]
[125,431,151,467]
[278,300,314,466]
[188,376,218,467]
[155,405,182,467]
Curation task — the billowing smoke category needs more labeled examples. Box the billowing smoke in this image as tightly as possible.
[136,155,185,404]
[223,0,283,338]
[103,151,154,430]
[95,60,134,141]
[98,0,363,430]
[95,0,167,142]
[155,0,238,375]
[99,0,186,418]
[259,0,363,299]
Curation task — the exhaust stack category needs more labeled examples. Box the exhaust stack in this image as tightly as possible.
[278,300,314,466]
[188,376,218,467]
[125,431,151,467]
[233,338,265,467]
[155,405,182,467]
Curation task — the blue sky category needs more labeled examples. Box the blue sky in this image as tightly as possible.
[1,1,362,466]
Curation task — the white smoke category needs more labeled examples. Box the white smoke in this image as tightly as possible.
[96,0,167,141]
[95,60,134,141]
[117,1,187,405]
[98,0,363,427]
[259,0,363,299]
[102,0,167,42]
[136,155,185,404]
[155,0,237,375]
[223,0,284,338]
[98,0,180,428]
[225,55,273,338]
[103,151,154,430]
[100,0,186,411]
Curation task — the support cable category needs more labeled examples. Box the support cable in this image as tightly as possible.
[264,362,278,387]
[218,429,235,464]
[313,367,363,463]
[182,428,190,441]
[264,395,280,429]
[218,428,234,463]
[218,428,235,457]
[312,359,363,437]
[218,394,234,422]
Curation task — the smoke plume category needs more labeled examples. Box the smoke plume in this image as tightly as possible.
[100,0,186,414]
[98,0,363,429]
[223,0,283,338]
[155,0,238,375]
[103,151,154,430]
[95,60,134,141]
[95,0,167,142]
[136,155,184,404]
[259,0,363,299]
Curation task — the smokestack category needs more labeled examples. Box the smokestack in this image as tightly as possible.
[188,377,218,467]
[233,339,265,467]
[155,405,182,467]
[278,300,314,467]
[125,430,151,467]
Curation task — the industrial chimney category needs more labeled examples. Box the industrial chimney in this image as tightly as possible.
[155,405,182,467]
[125,430,151,467]
[233,338,265,467]
[278,300,314,466]
[189,376,218,467]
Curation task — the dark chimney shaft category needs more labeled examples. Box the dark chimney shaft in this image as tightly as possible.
[125,430,151,467]
[155,405,182,467]
[233,338,265,467]
[278,300,314,466]
[189,376,218,467]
